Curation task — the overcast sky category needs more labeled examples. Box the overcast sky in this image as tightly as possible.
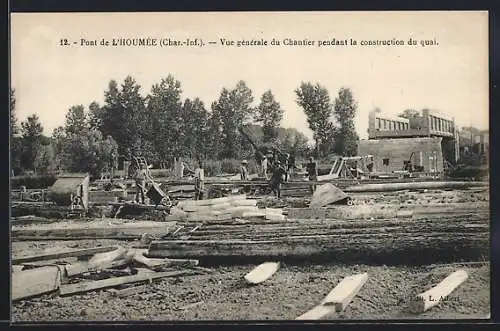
[11,11,488,140]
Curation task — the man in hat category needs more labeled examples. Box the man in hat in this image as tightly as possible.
[283,153,291,182]
[240,160,249,181]
[306,156,318,194]
[194,159,205,200]
[135,163,152,204]
[269,160,286,198]
[261,155,269,180]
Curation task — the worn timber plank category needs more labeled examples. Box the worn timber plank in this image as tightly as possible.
[321,273,368,311]
[12,246,117,264]
[296,272,368,319]
[244,262,280,284]
[410,269,468,313]
[59,269,198,296]
[12,266,62,301]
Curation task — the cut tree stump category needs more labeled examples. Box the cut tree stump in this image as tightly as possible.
[59,269,198,296]
[296,272,368,319]
[410,269,468,313]
[12,266,62,301]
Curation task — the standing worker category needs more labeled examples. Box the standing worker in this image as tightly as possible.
[283,153,290,182]
[306,156,318,194]
[269,160,286,198]
[261,155,268,180]
[194,160,205,200]
[240,160,249,181]
[135,163,151,204]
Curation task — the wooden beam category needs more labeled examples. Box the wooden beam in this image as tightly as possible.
[12,246,117,264]
[59,269,198,296]
[244,262,280,284]
[11,225,174,241]
[321,273,368,311]
[296,272,368,319]
[410,269,468,313]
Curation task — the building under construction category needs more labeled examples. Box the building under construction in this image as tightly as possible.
[358,109,460,174]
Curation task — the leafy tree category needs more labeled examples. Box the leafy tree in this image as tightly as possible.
[295,82,335,157]
[34,143,55,174]
[64,105,88,135]
[147,75,184,163]
[205,110,223,160]
[88,101,103,131]
[10,89,18,135]
[10,89,23,174]
[98,77,147,159]
[256,90,283,143]
[181,98,209,160]
[20,114,44,172]
[333,87,359,156]
[212,81,255,159]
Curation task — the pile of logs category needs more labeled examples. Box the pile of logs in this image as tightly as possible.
[172,194,285,222]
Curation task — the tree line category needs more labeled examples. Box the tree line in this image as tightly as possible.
[10,76,360,177]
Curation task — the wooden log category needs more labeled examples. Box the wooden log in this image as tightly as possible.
[88,247,129,265]
[12,266,62,301]
[343,181,487,193]
[244,262,280,284]
[265,214,286,221]
[296,272,368,319]
[241,211,266,218]
[231,199,258,207]
[286,204,488,220]
[11,225,173,240]
[410,269,468,313]
[148,228,489,264]
[12,246,117,264]
[133,250,198,270]
[59,269,198,296]
[64,259,129,277]
[11,215,59,224]
[208,203,232,211]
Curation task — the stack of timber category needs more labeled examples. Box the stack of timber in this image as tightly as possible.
[173,194,285,222]
[148,207,489,265]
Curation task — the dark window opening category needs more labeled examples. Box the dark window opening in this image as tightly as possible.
[383,158,390,166]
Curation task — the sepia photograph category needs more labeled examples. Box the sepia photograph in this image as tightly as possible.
[9,11,490,322]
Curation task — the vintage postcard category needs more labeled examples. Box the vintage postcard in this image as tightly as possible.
[10,11,489,322]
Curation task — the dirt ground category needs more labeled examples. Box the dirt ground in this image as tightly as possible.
[11,240,490,322]
[11,187,490,322]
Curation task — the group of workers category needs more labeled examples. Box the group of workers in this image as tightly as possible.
[133,154,320,204]
[238,154,318,198]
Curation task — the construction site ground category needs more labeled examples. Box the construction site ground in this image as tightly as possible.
[11,186,490,321]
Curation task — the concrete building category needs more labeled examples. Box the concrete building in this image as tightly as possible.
[359,109,460,174]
